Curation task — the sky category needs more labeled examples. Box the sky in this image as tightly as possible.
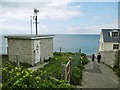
[0,0,119,35]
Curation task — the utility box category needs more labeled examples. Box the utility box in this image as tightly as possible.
[5,35,54,66]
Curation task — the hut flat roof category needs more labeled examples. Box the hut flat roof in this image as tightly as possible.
[5,35,54,40]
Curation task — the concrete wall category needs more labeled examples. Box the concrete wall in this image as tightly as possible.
[100,50,120,67]
[99,42,120,51]
[8,38,53,66]
[40,38,53,62]
[103,43,113,51]
[99,32,103,51]
[8,38,33,65]
[99,32,120,51]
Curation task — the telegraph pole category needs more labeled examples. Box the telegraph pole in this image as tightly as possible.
[34,8,39,35]
[30,16,32,35]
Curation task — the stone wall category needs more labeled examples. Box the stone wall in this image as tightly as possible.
[40,38,53,62]
[100,50,120,67]
[8,38,33,65]
[7,38,54,66]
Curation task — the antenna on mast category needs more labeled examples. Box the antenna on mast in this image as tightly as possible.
[33,8,39,35]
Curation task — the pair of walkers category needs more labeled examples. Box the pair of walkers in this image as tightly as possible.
[92,53,101,63]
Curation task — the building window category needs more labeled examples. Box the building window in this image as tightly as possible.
[112,32,119,37]
[113,44,119,49]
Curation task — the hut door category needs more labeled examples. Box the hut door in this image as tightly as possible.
[34,40,41,63]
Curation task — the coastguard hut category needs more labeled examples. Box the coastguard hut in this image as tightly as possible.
[5,35,54,66]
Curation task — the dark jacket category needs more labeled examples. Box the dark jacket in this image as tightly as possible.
[97,54,101,60]
[92,54,95,61]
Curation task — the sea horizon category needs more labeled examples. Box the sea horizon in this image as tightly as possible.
[0,34,100,55]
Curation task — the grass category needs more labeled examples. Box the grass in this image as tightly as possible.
[1,52,77,89]
[70,53,89,85]
[39,52,76,80]
[38,52,89,86]
[2,58,32,69]
[113,66,120,77]
[1,52,89,87]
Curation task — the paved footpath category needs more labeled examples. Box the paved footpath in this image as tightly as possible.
[82,58,119,88]
[28,62,48,71]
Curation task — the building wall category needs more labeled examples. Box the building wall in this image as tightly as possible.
[40,38,53,62]
[100,50,120,67]
[99,32,120,51]
[99,31,120,67]
[8,38,33,65]
[103,43,113,51]
[99,32,103,51]
[99,42,120,51]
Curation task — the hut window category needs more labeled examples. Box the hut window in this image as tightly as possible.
[112,32,119,37]
[113,44,119,49]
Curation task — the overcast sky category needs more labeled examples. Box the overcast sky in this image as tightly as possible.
[0,0,119,35]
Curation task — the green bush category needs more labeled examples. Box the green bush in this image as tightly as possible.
[80,53,89,65]
[20,62,33,68]
[70,53,89,85]
[2,52,89,89]
[53,52,62,56]
[53,52,76,56]
[2,61,75,89]
[117,68,120,77]
[113,66,120,77]
[71,64,83,85]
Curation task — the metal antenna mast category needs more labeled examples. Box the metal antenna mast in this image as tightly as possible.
[33,8,39,35]
[30,16,32,35]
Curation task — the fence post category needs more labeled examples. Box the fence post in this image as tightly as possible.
[79,49,81,54]
[61,63,65,79]
[16,54,20,67]
[60,47,61,53]
[69,60,72,83]
[69,57,72,83]
[61,57,72,83]
[79,49,81,64]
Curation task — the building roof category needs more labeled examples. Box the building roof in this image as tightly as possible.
[102,29,120,43]
[5,35,55,40]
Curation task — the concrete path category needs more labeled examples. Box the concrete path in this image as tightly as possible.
[28,62,48,71]
[82,58,119,88]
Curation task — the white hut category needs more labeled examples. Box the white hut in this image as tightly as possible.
[5,35,54,66]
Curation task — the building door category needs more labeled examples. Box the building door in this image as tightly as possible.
[34,40,41,63]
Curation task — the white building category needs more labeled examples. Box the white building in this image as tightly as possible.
[5,35,54,66]
[99,29,120,67]
[99,29,120,51]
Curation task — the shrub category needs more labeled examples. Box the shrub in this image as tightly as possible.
[2,61,75,89]
[117,68,120,77]
[53,52,62,56]
[71,64,83,85]
[20,62,33,68]
[113,66,120,77]
[2,52,89,89]
[80,53,89,65]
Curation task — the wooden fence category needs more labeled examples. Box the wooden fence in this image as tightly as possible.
[61,60,71,83]
[61,51,81,83]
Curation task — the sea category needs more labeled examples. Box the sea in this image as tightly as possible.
[0,34,100,55]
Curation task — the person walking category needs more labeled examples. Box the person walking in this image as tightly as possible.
[97,53,101,63]
[92,54,95,61]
